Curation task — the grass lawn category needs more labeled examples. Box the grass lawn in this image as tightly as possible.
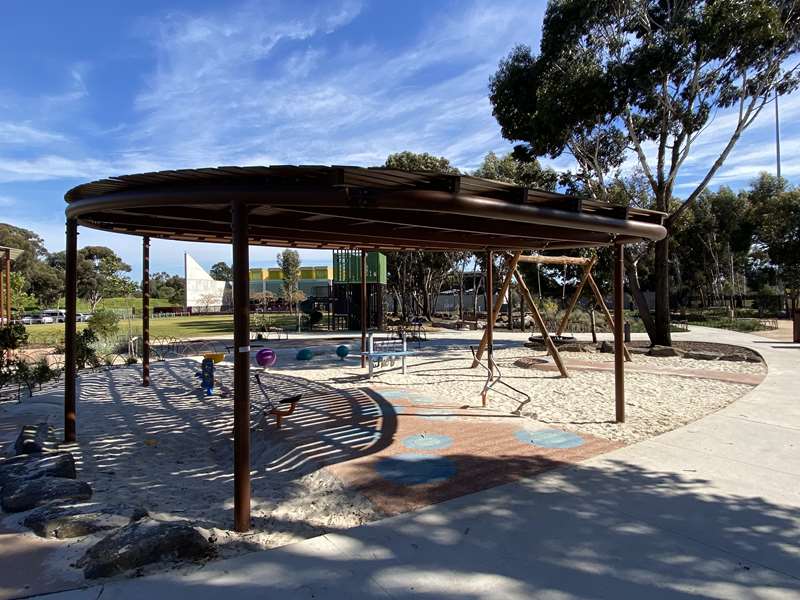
[23,313,300,344]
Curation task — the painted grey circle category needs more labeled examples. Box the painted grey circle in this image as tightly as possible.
[402,433,454,451]
[515,428,584,449]
[375,453,456,485]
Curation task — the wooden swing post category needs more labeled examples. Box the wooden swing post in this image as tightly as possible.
[514,268,569,378]
[472,251,522,367]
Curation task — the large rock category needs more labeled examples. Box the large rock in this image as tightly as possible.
[598,341,614,353]
[1,477,92,513]
[77,519,214,579]
[719,353,748,362]
[629,346,651,355]
[0,451,76,487]
[23,504,148,539]
[647,345,685,358]
[558,343,592,353]
[684,350,721,361]
[14,423,57,455]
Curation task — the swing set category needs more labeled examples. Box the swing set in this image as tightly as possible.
[471,251,631,406]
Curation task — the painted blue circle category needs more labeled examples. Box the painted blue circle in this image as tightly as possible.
[515,429,584,449]
[375,453,456,485]
[402,433,453,451]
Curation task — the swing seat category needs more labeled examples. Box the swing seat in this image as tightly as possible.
[254,374,302,429]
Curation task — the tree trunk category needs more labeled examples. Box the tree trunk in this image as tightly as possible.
[654,237,672,345]
[625,251,656,342]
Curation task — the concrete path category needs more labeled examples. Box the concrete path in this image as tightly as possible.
[43,327,800,599]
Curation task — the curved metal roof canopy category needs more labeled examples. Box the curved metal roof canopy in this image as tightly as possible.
[65,165,666,250]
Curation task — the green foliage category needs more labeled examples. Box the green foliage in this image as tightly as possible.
[9,272,39,312]
[75,328,100,370]
[87,309,121,339]
[489,0,800,343]
[209,262,232,282]
[472,151,557,190]
[50,245,136,311]
[384,151,460,174]
[0,323,28,353]
[150,272,185,305]
[748,174,800,304]
[0,223,63,306]
[277,249,301,310]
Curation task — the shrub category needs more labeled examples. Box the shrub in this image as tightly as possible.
[88,309,120,339]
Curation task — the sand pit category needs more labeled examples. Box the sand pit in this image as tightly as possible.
[0,335,765,594]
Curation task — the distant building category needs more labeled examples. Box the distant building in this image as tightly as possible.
[184,253,229,312]
[249,266,333,300]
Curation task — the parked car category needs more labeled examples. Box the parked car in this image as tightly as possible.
[20,314,42,325]
[77,313,92,322]
[43,309,67,323]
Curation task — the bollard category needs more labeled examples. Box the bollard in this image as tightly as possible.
[624,320,631,343]
[794,309,800,343]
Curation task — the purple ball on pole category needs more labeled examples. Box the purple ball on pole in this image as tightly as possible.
[256,348,277,368]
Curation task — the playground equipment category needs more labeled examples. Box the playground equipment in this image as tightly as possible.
[296,348,314,361]
[256,348,277,368]
[196,357,217,396]
[361,331,414,379]
[253,374,302,429]
[335,344,350,360]
[472,253,632,373]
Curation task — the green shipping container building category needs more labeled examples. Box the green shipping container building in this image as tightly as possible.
[332,250,386,284]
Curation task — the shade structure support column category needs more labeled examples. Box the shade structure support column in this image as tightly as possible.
[141,236,150,386]
[64,219,78,443]
[360,249,367,369]
[231,200,251,532]
[4,249,10,324]
[485,250,493,377]
[0,250,5,324]
[614,243,625,423]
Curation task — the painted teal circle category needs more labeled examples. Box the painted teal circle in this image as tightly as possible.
[380,390,407,399]
[335,345,350,359]
[402,433,453,451]
[375,453,456,485]
[515,429,584,449]
[296,348,314,361]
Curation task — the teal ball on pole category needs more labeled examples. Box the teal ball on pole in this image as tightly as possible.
[296,348,314,361]
[335,344,350,360]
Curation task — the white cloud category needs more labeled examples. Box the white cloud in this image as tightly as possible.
[0,122,67,146]
[0,195,16,207]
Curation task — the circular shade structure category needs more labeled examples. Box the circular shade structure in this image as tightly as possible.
[65,165,667,250]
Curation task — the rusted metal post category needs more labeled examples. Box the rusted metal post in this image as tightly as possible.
[360,249,367,368]
[486,250,493,377]
[64,219,78,442]
[231,200,251,532]
[614,243,625,423]
[142,236,150,386]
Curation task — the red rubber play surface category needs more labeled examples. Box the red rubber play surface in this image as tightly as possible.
[267,387,621,516]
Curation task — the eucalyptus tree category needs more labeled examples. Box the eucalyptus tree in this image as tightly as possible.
[490,0,800,344]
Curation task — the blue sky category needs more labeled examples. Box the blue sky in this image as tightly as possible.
[0,0,796,279]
